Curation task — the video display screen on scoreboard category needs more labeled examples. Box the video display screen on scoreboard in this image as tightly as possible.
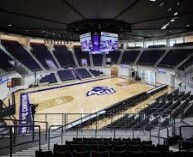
[100,32,118,52]
[80,33,93,51]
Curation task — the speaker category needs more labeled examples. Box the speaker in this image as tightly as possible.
[11,78,22,87]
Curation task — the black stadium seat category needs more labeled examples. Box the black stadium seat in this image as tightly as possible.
[54,144,70,153]
[54,150,72,157]
[110,150,127,157]
[92,150,109,157]
[35,150,53,157]
[72,150,90,157]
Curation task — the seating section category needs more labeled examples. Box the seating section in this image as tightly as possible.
[2,41,193,71]
[92,54,103,66]
[89,69,103,77]
[121,51,140,64]
[182,103,193,118]
[53,45,76,68]
[39,73,57,83]
[0,120,10,135]
[1,40,41,71]
[74,46,90,66]
[159,49,193,68]
[36,137,193,157]
[30,43,58,69]
[106,51,121,64]
[174,42,193,47]
[0,100,14,135]
[138,50,165,66]
[103,89,193,130]
[1,105,15,117]
[179,55,193,70]
[75,69,92,78]
[148,45,166,48]
[58,70,76,81]
[0,48,13,71]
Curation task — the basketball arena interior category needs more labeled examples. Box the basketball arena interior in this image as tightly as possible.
[1,0,193,156]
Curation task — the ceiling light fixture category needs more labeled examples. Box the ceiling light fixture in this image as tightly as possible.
[171,19,175,22]
[170,17,177,22]
[159,2,166,6]
[8,24,12,27]
[176,0,181,6]
[174,12,178,16]
[161,22,170,29]
[167,7,172,12]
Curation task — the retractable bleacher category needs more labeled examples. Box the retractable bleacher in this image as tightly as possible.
[1,40,41,71]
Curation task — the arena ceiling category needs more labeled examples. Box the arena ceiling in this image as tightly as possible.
[0,0,193,41]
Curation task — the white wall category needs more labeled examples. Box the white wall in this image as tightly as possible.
[91,66,130,77]
[155,69,175,87]
[118,65,130,76]
[174,77,193,94]
[0,73,22,100]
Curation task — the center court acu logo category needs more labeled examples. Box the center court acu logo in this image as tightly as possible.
[86,86,116,96]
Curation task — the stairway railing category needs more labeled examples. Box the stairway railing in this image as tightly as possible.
[0,125,41,157]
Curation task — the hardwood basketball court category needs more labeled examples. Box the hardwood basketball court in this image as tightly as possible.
[14,77,156,126]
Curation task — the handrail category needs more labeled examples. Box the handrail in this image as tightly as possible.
[48,125,64,150]
[47,123,141,150]
[151,135,168,140]
[2,102,16,121]
[0,125,41,157]
[3,118,48,140]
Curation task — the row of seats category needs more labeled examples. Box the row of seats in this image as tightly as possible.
[39,68,101,84]
[89,69,103,76]
[104,89,193,130]
[30,43,58,69]
[37,149,192,157]
[1,40,41,71]
[0,100,13,135]
[53,45,76,68]
[75,68,92,78]
[0,48,14,71]
[1,105,15,117]
[35,137,193,157]
[58,70,76,81]
[39,73,57,83]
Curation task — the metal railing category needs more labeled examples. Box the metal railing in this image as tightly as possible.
[0,125,41,157]
[150,126,170,144]
[47,124,140,150]
[3,118,48,141]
